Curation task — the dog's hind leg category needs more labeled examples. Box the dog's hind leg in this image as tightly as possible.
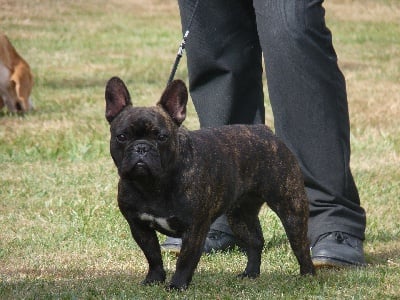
[227,198,264,278]
[269,194,316,276]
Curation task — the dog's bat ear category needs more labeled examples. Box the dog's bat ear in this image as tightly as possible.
[158,80,188,126]
[105,77,132,123]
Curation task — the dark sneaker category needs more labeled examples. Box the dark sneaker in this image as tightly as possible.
[311,232,366,268]
[203,230,236,254]
[160,237,182,254]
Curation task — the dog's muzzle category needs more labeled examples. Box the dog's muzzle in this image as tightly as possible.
[120,140,161,178]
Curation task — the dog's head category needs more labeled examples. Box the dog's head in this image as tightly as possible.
[105,77,188,182]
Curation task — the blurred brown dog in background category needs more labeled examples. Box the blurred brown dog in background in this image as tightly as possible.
[0,32,34,113]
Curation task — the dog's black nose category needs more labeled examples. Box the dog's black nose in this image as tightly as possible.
[134,143,150,155]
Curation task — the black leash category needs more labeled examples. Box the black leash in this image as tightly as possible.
[167,0,200,86]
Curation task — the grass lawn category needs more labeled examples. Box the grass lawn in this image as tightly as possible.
[1,0,399,298]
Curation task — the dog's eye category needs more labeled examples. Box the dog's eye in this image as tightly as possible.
[116,134,127,143]
[157,134,168,142]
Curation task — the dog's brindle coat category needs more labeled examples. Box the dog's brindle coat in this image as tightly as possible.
[105,77,315,290]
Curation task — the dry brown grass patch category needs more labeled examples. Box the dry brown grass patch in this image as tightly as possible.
[326,0,400,23]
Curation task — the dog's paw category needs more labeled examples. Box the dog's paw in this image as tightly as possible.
[141,277,165,286]
[142,269,166,285]
[166,282,188,291]
[166,275,189,291]
[237,271,260,279]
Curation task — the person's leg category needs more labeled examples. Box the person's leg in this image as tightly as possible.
[161,0,265,253]
[178,0,265,127]
[253,0,366,266]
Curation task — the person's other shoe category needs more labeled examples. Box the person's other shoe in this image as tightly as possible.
[161,230,236,255]
[311,232,366,268]
[203,230,236,254]
[160,237,182,254]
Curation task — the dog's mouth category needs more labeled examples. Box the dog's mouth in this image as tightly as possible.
[132,160,151,175]
[119,157,161,180]
[120,159,150,177]
[135,161,146,168]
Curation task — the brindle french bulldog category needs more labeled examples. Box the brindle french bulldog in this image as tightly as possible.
[105,77,315,290]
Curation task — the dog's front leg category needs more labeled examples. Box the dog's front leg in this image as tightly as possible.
[168,224,209,290]
[125,218,166,285]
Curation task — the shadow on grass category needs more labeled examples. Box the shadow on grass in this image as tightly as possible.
[366,243,400,265]
[365,226,400,265]
[0,263,386,299]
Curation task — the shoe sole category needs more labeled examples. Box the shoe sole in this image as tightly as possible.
[160,246,181,256]
[312,257,364,269]
[161,245,237,256]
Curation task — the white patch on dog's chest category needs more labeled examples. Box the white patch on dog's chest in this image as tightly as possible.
[139,213,176,234]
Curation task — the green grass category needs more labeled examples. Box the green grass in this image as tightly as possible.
[1,0,399,298]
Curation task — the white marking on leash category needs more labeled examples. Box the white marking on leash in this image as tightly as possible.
[139,213,176,234]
